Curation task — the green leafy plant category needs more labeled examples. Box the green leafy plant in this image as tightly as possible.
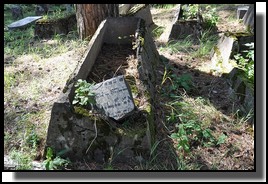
[193,30,219,57]
[216,133,227,145]
[42,8,74,21]
[234,43,254,85]
[171,120,218,153]
[132,35,144,50]
[10,150,33,170]
[152,26,165,39]
[170,73,193,92]
[72,79,96,106]
[167,97,227,154]
[202,5,219,29]
[182,4,199,20]
[151,4,176,9]
[42,147,70,170]
[26,130,40,149]
[161,36,193,54]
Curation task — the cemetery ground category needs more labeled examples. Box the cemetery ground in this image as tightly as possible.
[4,4,254,170]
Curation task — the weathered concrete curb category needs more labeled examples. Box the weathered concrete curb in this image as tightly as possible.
[45,17,160,165]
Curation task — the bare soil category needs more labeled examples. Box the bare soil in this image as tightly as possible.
[151,5,254,170]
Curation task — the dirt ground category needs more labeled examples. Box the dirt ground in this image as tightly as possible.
[150,4,254,170]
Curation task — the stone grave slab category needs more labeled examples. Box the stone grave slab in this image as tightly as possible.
[172,4,182,24]
[119,4,135,15]
[210,35,235,74]
[237,6,249,19]
[91,75,135,121]
[8,16,43,30]
[168,20,203,41]
[121,4,154,28]
[45,17,159,164]
[243,4,254,32]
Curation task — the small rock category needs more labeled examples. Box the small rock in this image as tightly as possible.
[135,155,145,163]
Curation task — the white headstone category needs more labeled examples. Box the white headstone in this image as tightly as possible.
[91,75,135,121]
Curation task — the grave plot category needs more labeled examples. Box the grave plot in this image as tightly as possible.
[45,17,160,166]
[168,20,203,41]
[34,13,76,39]
[210,31,254,122]
[168,4,203,42]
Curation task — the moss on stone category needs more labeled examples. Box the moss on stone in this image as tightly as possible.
[224,31,253,38]
[125,75,138,95]
[73,106,97,120]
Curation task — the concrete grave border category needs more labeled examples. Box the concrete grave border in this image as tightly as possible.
[45,17,160,164]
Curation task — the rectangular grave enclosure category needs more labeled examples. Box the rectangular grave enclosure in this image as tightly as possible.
[46,17,160,164]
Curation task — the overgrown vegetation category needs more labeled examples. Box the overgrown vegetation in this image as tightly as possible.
[42,147,70,170]
[152,26,165,39]
[160,29,218,58]
[160,36,193,54]
[4,4,254,171]
[201,5,220,29]
[180,4,219,30]
[167,96,227,154]
[181,4,199,20]
[4,4,87,59]
[193,30,219,57]
[161,71,194,94]
[233,43,254,85]
[72,79,96,106]
[42,7,75,21]
[4,4,90,170]
[151,4,176,9]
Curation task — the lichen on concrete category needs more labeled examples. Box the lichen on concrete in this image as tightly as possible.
[45,17,160,165]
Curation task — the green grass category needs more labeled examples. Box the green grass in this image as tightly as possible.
[152,26,165,39]
[151,4,176,9]
[160,36,194,54]
[133,139,179,170]
[4,27,88,59]
[4,5,86,169]
[10,150,33,170]
[193,30,219,58]
[4,5,87,59]
[4,72,17,89]
[6,112,44,170]
[159,30,218,60]
[158,86,253,169]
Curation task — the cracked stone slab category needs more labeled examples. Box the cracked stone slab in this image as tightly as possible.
[8,16,43,30]
[91,75,135,121]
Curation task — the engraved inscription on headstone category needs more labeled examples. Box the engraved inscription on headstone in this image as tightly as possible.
[91,75,135,121]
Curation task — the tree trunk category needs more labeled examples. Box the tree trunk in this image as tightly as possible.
[75,4,119,40]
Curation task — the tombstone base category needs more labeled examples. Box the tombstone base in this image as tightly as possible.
[46,102,154,164]
[35,14,76,38]
[45,17,159,167]
[168,20,203,41]
[228,68,254,124]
